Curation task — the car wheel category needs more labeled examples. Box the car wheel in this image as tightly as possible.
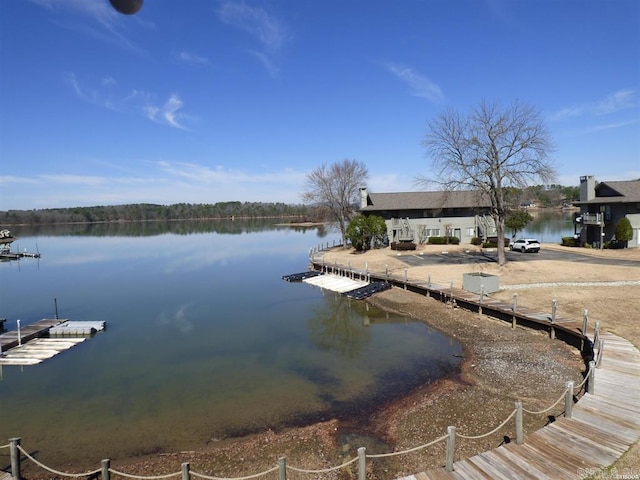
[521,247,526,253]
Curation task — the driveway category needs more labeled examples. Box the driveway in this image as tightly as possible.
[396,246,640,268]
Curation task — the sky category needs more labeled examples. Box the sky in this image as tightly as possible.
[0,0,639,210]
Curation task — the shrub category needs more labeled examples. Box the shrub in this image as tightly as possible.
[561,236,579,247]
[470,237,482,246]
[390,241,416,251]
[427,236,460,245]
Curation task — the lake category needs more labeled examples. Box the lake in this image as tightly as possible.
[0,220,461,467]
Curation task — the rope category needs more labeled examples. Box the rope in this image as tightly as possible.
[109,468,181,479]
[286,456,358,473]
[456,409,517,440]
[191,466,278,480]
[366,434,449,459]
[522,388,567,415]
[574,369,591,392]
[17,446,101,478]
[0,444,9,449]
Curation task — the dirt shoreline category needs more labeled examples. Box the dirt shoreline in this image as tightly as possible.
[20,243,640,479]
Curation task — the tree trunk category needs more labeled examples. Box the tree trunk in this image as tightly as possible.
[495,215,506,266]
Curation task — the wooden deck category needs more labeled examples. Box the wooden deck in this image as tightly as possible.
[0,318,65,352]
[399,331,640,480]
[310,259,640,480]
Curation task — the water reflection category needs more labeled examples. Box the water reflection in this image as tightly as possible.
[0,220,461,466]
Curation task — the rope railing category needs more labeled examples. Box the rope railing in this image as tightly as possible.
[522,387,567,415]
[190,466,279,480]
[366,434,449,459]
[109,468,181,479]
[0,443,9,450]
[17,445,101,477]
[456,409,518,440]
[285,455,358,473]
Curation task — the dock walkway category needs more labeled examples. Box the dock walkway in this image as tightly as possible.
[0,318,64,352]
[309,257,640,479]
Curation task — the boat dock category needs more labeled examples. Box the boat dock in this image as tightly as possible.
[283,271,392,298]
[0,318,106,365]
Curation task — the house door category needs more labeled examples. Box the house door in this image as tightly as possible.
[453,228,461,240]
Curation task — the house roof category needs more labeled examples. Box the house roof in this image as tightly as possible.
[575,179,640,205]
[361,190,492,212]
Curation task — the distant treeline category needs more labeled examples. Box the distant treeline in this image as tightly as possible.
[0,202,323,226]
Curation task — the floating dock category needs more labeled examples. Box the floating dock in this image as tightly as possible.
[283,271,390,299]
[0,318,106,366]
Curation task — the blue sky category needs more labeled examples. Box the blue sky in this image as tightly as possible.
[1,0,638,210]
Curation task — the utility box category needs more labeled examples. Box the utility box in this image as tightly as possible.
[463,272,499,294]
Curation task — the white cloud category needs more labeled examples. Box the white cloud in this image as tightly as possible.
[172,50,211,66]
[217,0,289,76]
[551,89,638,121]
[384,63,444,103]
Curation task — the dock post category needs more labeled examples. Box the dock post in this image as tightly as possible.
[515,401,523,445]
[550,300,557,339]
[101,459,110,480]
[181,462,190,480]
[594,320,601,346]
[17,320,22,346]
[385,264,388,279]
[445,426,456,472]
[512,293,518,328]
[449,280,453,303]
[404,268,408,289]
[9,437,20,480]
[427,274,431,289]
[565,381,574,419]
[278,456,287,480]
[357,447,366,480]
[581,309,589,351]
[596,339,604,367]
[587,360,596,394]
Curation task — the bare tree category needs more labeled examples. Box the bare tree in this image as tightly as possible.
[303,159,369,247]
[421,100,556,265]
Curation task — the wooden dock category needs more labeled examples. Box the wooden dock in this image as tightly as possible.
[399,331,640,480]
[309,258,640,479]
[0,318,65,352]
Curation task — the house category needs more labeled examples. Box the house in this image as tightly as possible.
[358,187,496,245]
[573,176,640,248]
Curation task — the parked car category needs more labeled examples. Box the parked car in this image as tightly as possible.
[509,238,541,253]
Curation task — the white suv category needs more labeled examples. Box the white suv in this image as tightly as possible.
[510,238,540,253]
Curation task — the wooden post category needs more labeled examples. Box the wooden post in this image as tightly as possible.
[515,401,523,445]
[587,360,596,394]
[358,447,366,480]
[278,456,287,480]
[449,280,453,302]
[479,285,484,303]
[181,463,190,480]
[512,293,518,312]
[594,320,601,346]
[427,274,431,289]
[551,299,557,322]
[404,268,408,289]
[385,264,388,279]
[597,339,604,367]
[17,320,22,346]
[9,437,20,480]
[101,459,110,480]
[445,426,456,472]
[565,381,574,419]
[582,309,589,335]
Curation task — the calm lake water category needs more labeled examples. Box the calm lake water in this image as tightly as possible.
[0,220,461,467]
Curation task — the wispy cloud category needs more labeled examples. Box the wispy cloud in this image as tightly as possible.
[66,73,192,130]
[384,63,445,103]
[30,0,148,55]
[216,0,289,76]
[551,89,638,121]
[172,50,211,67]
[144,94,190,130]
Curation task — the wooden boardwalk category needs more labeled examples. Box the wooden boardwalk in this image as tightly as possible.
[399,331,640,480]
[310,259,640,480]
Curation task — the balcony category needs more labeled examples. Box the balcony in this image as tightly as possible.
[577,213,604,226]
